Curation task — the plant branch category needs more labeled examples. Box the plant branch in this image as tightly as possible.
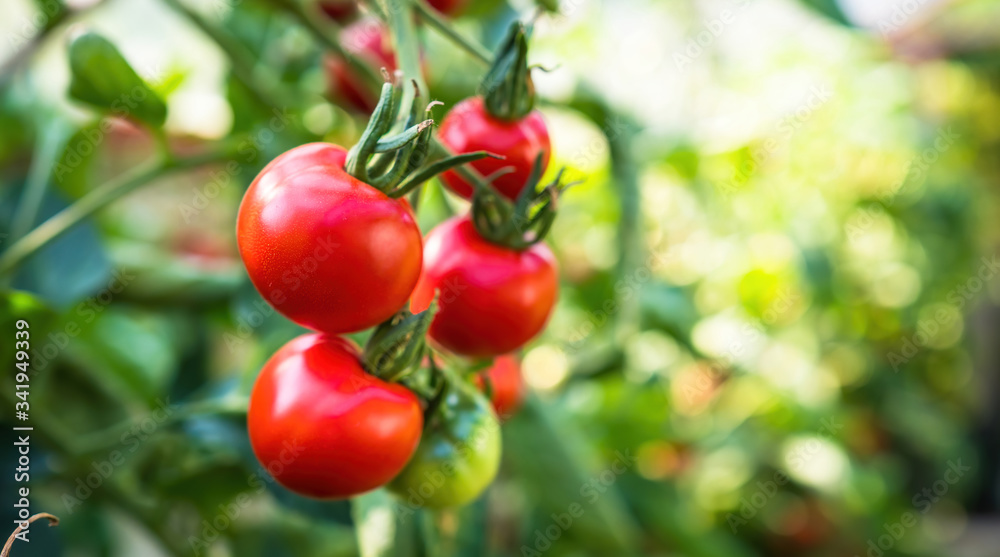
[413,0,492,65]
[162,0,288,110]
[9,118,71,242]
[69,397,249,456]
[0,148,235,277]
[564,92,644,343]
[2,513,59,557]
[270,0,384,88]
[430,139,497,194]
[383,0,427,113]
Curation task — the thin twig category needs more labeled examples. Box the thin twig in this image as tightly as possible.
[0,147,236,276]
[2,513,59,557]
[161,0,288,110]
[272,0,384,88]
[413,0,492,65]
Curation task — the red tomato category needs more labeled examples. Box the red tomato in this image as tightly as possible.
[325,19,396,113]
[248,334,423,499]
[476,354,525,418]
[411,216,558,357]
[427,0,469,16]
[317,0,358,22]
[237,142,423,334]
[437,96,551,200]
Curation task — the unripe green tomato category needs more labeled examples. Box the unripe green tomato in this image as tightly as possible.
[389,383,501,509]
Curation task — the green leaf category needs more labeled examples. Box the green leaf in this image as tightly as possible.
[504,397,641,554]
[534,0,558,12]
[148,63,188,99]
[106,240,244,306]
[0,289,54,337]
[229,509,357,557]
[51,123,101,198]
[796,0,853,26]
[65,306,181,406]
[619,475,761,557]
[7,190,112,306]
[67,32,168,128]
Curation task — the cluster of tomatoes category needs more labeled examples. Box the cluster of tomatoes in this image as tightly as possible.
[237,5,558,509]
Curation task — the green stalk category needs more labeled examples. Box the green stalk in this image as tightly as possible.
[413,0,492,65]
[608,118,643,343]
[271,0,383,89]
[562,94,644,355]
[162,0,288,110]
[99,482,190,557]
[9,119,71,242]
[0,149,234,276]
[383,0,426,113]
[430,140,492,193]
[70,398,248,456]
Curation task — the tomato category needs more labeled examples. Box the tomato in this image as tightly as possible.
[388,383,500,508]
[317,0,358,22]
[237,142,423,334]
[248,334,423,499]
[475,355,524,418]
[411,216,558,357]
[325,19,395,113]
[427,0,469,16]
[437,96,551,200]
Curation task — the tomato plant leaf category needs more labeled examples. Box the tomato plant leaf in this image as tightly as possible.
[67,32,168,128]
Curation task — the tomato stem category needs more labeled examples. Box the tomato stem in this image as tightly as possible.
[345,77,500,198]
[164,0,291,110]
[421,359,450,419]
[383,0,427,112]
[269,0,384,92]
[412,0,492,65]
[468,156,576,250]
[362,302,437,381]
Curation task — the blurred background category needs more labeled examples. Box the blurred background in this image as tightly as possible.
[2,0,1000,555]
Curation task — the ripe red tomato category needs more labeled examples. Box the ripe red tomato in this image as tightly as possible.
[248,334,423,499]
[325,19,395,113]
[437,96,551,200]
[237,142,423,334]
[476,355,525,418]
[427,0,469,16]
[411,216,558,357]
[317,0,358,22]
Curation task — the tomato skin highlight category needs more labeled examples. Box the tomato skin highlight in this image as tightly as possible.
[411,216,558,357]
[237,142,423,334]
[476,354,525,418]
[325,19,396,113]
[248,334,424,499]
[388,384,501,508]
[437,96,551,201]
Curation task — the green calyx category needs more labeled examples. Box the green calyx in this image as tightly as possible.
[361,301,437,382]
[470,155,575,250]
[481,21,535,121]
[346,74,498,198]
